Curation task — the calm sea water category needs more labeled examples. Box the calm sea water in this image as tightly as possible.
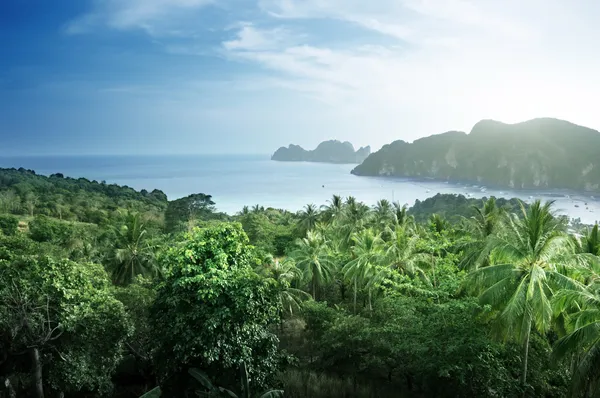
[0,154,599,224]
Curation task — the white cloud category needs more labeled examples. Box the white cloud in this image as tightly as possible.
[65,0,213,35]
[64,0,600,150]
[220,0,600,147]
[223,24,293,51]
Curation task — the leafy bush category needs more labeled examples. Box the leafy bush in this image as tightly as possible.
[0,214,18,235]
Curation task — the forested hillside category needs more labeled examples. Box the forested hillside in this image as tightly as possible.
[2,170,600,397]
[352,118,600,191]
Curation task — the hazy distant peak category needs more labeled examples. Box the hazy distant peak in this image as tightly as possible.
[272,139,370,164]
[470,117,598,136]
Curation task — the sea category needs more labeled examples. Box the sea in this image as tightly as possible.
[0,154,599,225]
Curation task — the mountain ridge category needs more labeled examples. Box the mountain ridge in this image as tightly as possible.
[352,118,600,192]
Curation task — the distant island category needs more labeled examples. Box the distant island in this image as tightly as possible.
[352,118,600,192]
[272,140,371,164]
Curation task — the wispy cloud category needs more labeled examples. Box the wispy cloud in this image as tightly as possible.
[52,0,600,151]
[218,0,600,136]
[65,0,213,35]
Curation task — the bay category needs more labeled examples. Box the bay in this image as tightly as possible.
[0,154,599,224]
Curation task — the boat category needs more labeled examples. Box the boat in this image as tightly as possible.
[575,204,580,208]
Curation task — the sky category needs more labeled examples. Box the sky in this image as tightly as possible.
[2,0,600,155]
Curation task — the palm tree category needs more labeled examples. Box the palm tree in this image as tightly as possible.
[465,200,583,395]
[321,194,344,224]
[552,286,600,396]
[255,258,311,317]
[337,200,371,249]
[109,212,158,285]
[297,204,320,236]
[577,223,600,255]
[385,227,430,281]
[345,196,357,207]
[292,230,334,299]
[429,213,449,234]
[372,199,394,232]
[392,202,414,231]
[251,204,264,214]
[343,229,385,313]
[457,197,503,270]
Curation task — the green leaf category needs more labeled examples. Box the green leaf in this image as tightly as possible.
[139,386,161,398]
[189,368,216,390]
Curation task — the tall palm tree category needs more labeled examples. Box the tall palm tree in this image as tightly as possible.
[255,258,311,317]
[321,194,344,224]
[251,204,264,214]
[297,204,320,236]
[110,212,158,285]
[392,202,414,232]
[338,200,371,250]
[553,286,600,396]
[343,229,385,313]
[345,196,357,207]
[457,197,503,270]
[577,223,600,255]
[385,227,430,281]
[429,213,449,234]
[465,200,582,395]
[292,230,334,299]
[372,199,394,232]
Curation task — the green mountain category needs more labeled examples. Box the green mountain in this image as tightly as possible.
[352,118,600,191]
[272,140,371,164]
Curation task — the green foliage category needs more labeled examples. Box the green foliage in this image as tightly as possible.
[189,362,284,398]
[150,223,282,395]
[164,193,219,233]
[236,208,297,256]
[0,167,167,224]
[292,230,335,299]
[409,194,523,224]
[3,168,600,397]
[0,214,18,236]
[108,212,159,285]
[0,256,130,396]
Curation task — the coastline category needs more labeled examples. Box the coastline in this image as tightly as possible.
[350,173,600,199]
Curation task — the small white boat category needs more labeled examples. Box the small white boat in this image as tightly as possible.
[426,189,431,193]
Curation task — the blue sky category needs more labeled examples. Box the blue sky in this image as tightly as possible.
[2,0,600,155]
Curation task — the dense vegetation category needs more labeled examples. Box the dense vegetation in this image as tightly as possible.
[352,118,600,191]
[2,167,600,397]
[272,140,371,164]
